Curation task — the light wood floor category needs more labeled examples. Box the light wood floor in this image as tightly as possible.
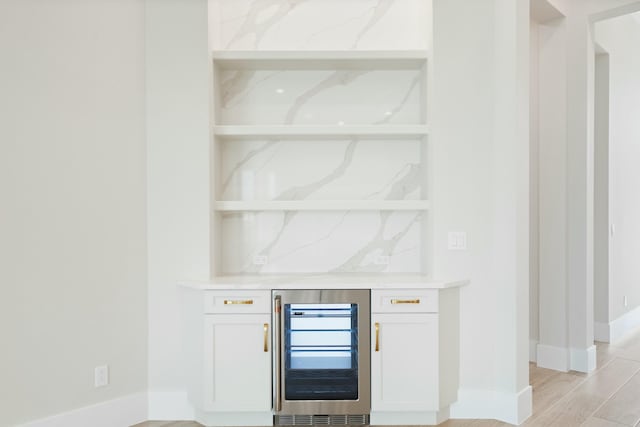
[134,328,640,427]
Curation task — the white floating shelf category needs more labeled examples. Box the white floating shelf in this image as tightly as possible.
[212,50,428,70]
[213,125,429,139]
[214,200,430,212]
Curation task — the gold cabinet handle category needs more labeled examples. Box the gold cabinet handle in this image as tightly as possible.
[375,322,380,352]
[263,323,269,352]
[391,299,420,304]
[224,299,254,305]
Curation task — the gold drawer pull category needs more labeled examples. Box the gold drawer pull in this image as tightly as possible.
[224,299,254,305]
[263,323,269,352]
[391,299,420,304]
[375,322,380,352]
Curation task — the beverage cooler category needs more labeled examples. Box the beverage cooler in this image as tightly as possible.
[272,289,370,425]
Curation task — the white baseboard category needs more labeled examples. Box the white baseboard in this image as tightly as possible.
[529,339,538,362]
[16,392,147,427]
[147,390,194,421]
[609,305,640,343]
[536,343,569,372]
[570,345,596,373]
[450,386,532,425]
[594,321,610,342]
[536,343,596,373]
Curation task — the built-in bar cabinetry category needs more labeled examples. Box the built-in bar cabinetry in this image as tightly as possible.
[181,280,463,426]
[182,289,273,426]
[370,289,459,425]
[180,1,465,426]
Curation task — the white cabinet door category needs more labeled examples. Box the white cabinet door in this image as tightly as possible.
[371,313,439,412]
[204,314,271,412]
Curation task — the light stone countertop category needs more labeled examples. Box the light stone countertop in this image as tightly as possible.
[179,274,469,291]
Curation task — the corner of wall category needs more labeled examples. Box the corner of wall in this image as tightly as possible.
[536,344,569,372]
[450,386,532,425]
[609,306,640,343]
[529,339,539,362]
[147,390,195,421]
[594,321,610,342]
[570,345,597,373]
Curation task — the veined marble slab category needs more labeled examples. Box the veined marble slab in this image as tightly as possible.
[219,138,424,201]
[217,68,423,125]
[220,210,423,274]
[209,0,431,51]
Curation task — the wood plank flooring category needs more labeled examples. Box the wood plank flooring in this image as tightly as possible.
[133,329,640,427]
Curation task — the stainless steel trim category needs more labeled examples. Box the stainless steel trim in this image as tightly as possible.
[271,289,371,416]
[274,295,282,412]
[274,414,369,426]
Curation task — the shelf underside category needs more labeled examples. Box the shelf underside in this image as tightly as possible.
[212,50,428,70]
[213,125,429,139]
[214,200,429,211]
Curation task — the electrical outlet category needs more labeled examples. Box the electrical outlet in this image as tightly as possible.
[94,365,109,388]
[374,255,390,265]
[448,231,467,250]
[253,255,268,265]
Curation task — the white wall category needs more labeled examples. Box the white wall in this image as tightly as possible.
[529,0,640,367]
[565,6,596,370]
[530,0,565,367]
[0,1,147,426]
[595,13,640,329]
[536,15,572,370]
[529,18,540,360]
[529,0,568,364]
[145,0,211,417]
[594,51,610,336]
[529,0,629,373]
[432,0,531,423]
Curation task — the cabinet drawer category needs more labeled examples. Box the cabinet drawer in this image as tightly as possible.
[204,290,271,314]
[371,289,438,313]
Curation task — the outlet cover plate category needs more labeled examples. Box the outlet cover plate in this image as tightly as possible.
[94,365,109,388]
[374,255,390,265]
[448,232,467,250]
[253,255,268,265]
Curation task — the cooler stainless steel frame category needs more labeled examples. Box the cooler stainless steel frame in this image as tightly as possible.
[272,289,371,417]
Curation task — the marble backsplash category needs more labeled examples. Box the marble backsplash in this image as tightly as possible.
[220,210,423,274]
[209,0,431,51]
[219,138,424,201]
[210,0,431,275]
[217,68,423,126]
